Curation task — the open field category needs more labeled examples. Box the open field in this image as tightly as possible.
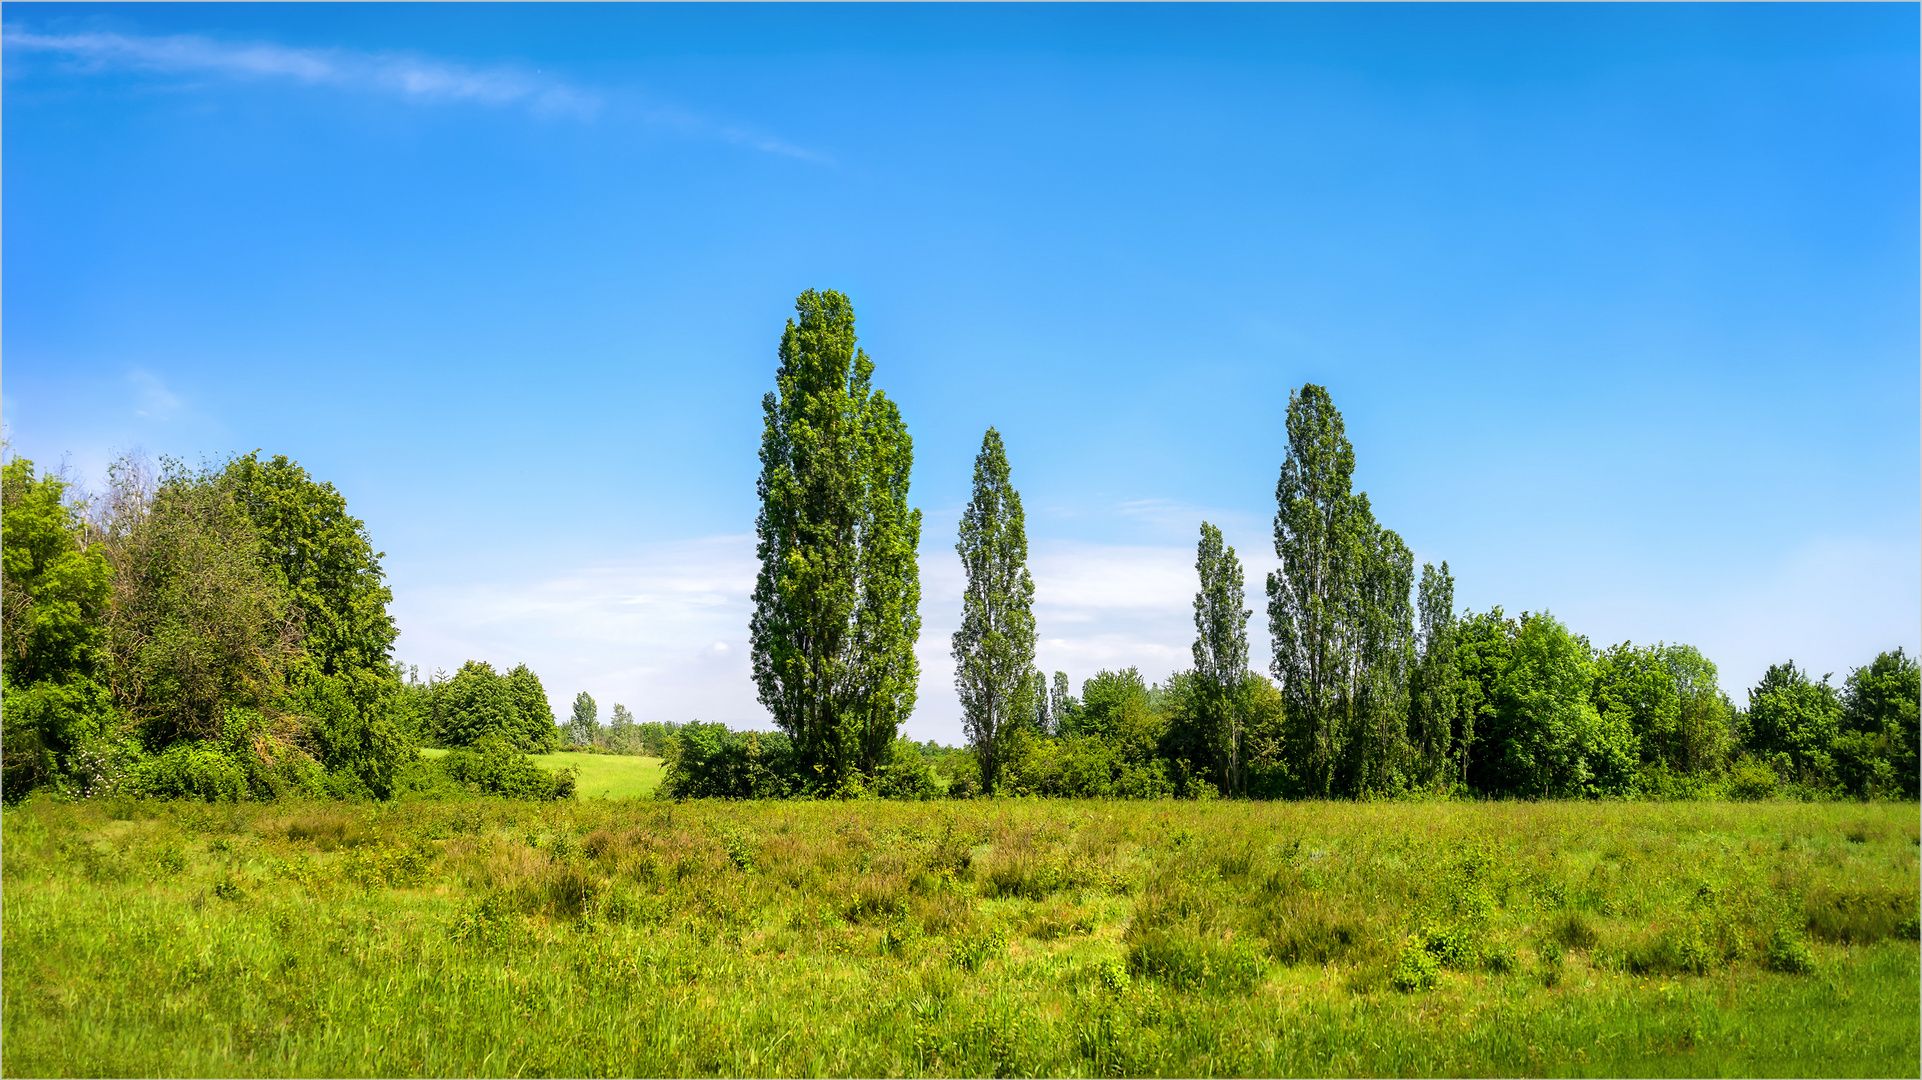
[3,797,1916,1078]
[418,749,666,800]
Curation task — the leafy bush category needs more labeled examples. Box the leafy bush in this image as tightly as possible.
[437,736,575,800]
[873,737,938,799]
[1725,756,1779,801]
[1763,926,1817,974]
[127,744,251,802]
[290,670,417,799]
[658,723,801,799]
[1390,936,1440,992]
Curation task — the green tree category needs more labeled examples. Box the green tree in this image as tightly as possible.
[1191,521,1250,794]
[1265,384,1416,796]
[952,427,1038,795]
[750,289,921,790]
[506,663,557,752]
[850,389,923,775]
[1743,661,1843,789]
[221,452,396,679]
[1409,561,1462,788]
[1049,671,1078,736]
[567,691,598,748]
[1,457,116,796]
[1841,648,1919,799]
[1344,504,1415,794]
[438,661,518,748]
[607,703,638,754]
[1592,641,1731,782]
[101,459,300,750]
[1473,613,1635,797]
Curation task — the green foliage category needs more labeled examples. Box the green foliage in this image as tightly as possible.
[1409,561,1463,789]
[1265,384,1416,798]
[436,735,576,800]
[102,459,300,751]
[288,670,416,800]
[751,289,922,792]
[1190,522,1250,795]
[567,691,598,748]
[1465,612,1636,798]
[952,427,1038,795]
[604,703,640,754]
[1743,661,1843,789]
[2,676,117,800]
[1841,648,1919,799]
[658,723,801,799]
[505,664,557,752]
[1,457,113,690]
[1764,926,1818,974]
[437,661,520,747]
[125,742,252,802]
[873,737,939,800]
[1594,641,1732,781]
[220,452,396,680]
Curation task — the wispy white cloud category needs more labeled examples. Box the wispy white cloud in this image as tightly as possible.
[3,27,597,116]
[3,26,828,160]
[390,533,1240,745]
[128,369,184,420]
[635,100,831,164]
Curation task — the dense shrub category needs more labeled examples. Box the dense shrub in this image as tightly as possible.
[126,744,252,802]
[658,723,801,799]
[436,736,575,800]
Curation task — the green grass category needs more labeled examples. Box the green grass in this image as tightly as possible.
[3,797,1916,1077]
[417,748,665,800]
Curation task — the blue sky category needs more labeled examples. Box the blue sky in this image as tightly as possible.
[6,3,1916,741]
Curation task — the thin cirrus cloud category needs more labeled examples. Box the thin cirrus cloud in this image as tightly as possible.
[3,28,600,115]
[3,26,826,160]
[128,370,184,421]
[387,531,1245,744]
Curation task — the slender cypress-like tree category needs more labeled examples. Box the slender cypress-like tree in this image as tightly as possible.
[1267,385,1360,796]
[751,290,921,789]
[1192,521,1250,795]
[952,428,1037,794]
[1266,384,1415,796]
[850,392,923,775]
[1411,561,1462,787]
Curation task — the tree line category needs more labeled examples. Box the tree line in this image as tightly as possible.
[697,289,1918,801]
[1,452,578,802]
[6,288,1913,805]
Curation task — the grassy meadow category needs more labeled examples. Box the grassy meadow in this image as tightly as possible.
[419,749,667,801]
[3,796,1917,1078]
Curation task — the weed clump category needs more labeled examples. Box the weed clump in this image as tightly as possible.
[1126,928,1264,994]
[1390,936,1440,992]
[1763,926,1817,974]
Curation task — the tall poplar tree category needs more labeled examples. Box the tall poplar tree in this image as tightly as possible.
[952,428,1037,794]
[1267,385,1360,796]
[1192,521,1250,795]
[1411,561,1463,786]
[1266,384,1416,796]
[751,290,921,789]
